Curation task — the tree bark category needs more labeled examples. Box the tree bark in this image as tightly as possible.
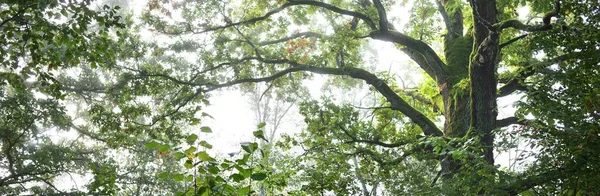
[469,0,499,165]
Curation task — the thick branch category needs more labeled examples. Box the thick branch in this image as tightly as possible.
[345,138,413,148]
[370,31,447,84]
[208,63,443,136]
[372,0,388,31]
[498,79,527,97]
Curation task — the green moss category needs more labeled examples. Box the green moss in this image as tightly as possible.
[443,34,472,85]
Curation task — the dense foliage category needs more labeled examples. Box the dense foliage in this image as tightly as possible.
[1,0,599,195]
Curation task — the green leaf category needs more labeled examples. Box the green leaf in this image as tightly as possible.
[257,122,266,128]
[199,140,213,149]
[201,112,214,119]
[158,172,169,179]
[200,126,212,133]
[173,173,184,181]
[144,141,159,149]
[237,186,251,195]
[241,142,258,153]
[184,146,197,154]
[196,186,208,196]
[158,144,171,152]
[197,151,215,162]
[220,162,230,169]
[235,165,252,178]
[189,118,201,125]
[253,130,268,142]
[230,173,245,182]
[184,160,194,169]
[250,173,267,181]
[186,134,198,143]
[174,152,186,160]
[207,164,220,174]
[185,175,194,182]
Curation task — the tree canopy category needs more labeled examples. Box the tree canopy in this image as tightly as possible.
[1,0,599,195]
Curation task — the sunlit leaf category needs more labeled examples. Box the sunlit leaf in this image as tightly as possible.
[199,140,213,149]
[186,134,198,143]
[144,141,159,149]
[200,126,212,133]
[197,151,215,162]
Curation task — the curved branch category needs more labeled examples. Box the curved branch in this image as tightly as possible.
[193,0,377,34]
[369,29,448,85]
[287,0,377,30]
[494,0,560,32]
[207,62,443,136]
[372,0,388,31]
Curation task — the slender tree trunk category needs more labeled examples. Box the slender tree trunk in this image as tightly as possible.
[352,156,370,196]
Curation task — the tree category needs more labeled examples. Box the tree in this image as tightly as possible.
[0,1,128,194]
[137,0,600,194]
[2,0,599,195]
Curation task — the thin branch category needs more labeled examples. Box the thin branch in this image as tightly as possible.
[496,117,524,128]
[402,90,433,105]
[500,34,528,48]
[498,79,527,97]
[498,53,580,83]
[258,32,322,46]
[434,0,452,34]
[503,168,565,196]
[494,0,560,32]
[350,105,391,110]
[431,170,442,187]
[191,0,377,34]
[258,82,275,102]
[39,178,64,194]
[339,125,413,148]
[0,5,31,29]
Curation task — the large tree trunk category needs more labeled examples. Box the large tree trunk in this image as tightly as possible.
[469,0,499,165]
[437,0,499,177]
